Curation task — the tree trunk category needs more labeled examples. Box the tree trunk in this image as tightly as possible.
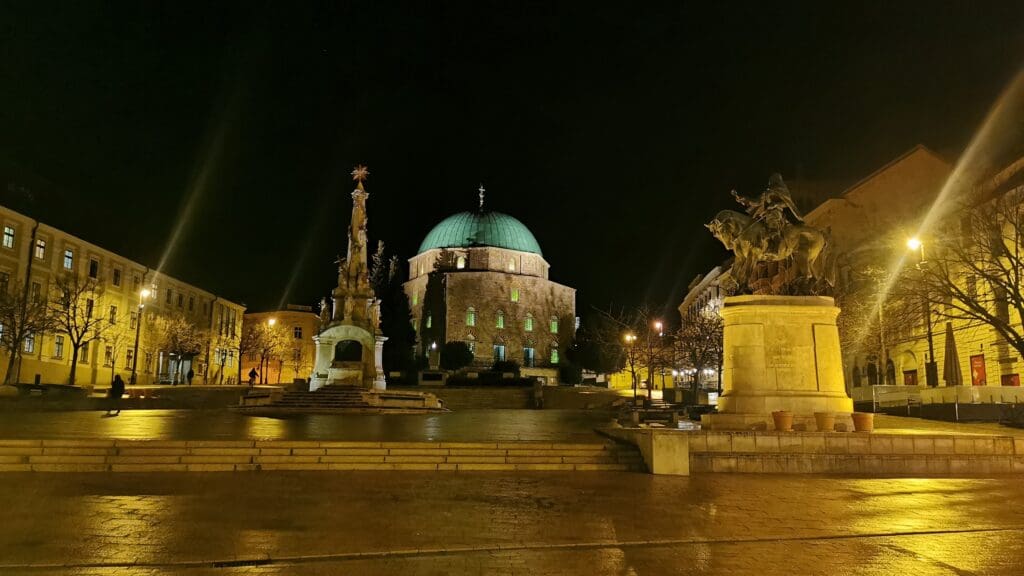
[69,344,80,386]
[3,347,19,385]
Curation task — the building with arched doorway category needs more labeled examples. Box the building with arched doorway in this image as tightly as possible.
[404,195,575,383]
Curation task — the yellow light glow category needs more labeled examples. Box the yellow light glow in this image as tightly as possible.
[906,237,922,251]
[268,318,277,326]
[623,333,636,344]
[140,288,151,299]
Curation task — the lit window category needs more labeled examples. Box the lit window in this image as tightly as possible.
[493,344,506,362]
[466,307,476,326]
[523,347,535,367]
[112,268,121,286]
[109,305,117,324]
[54,335,64,359]
[23,333,34,354]
[34,239,46,259]
[63,249,74,270]
[426,314,432,329]
[550,348,559,364]
[525,314,533,332]
[104,346,114,367]
[2,226,13,248]
[294,326,302,339]
[456,256,466,269]
[412,292,418,306]
[88,258,99,279]
[496,311,504,329]
[508,258,516,272]
[550,318,559,333]
[511,288,519,302]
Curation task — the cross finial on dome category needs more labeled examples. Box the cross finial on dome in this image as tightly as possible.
[478,183,485,211]
[351,165,369,183]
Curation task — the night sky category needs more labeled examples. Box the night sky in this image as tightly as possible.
[2,2,1023,320]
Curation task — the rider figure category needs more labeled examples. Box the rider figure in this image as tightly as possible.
[731,174,804,256]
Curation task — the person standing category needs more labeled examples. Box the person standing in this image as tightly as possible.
[107,374,125,416]
[248,367,257,388]
[186,368,195,386]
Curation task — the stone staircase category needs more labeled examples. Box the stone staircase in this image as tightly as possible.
[0,439,646,473]
[274,385,369,409]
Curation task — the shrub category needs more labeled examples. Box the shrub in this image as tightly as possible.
[491,360,520,374]
[440,341,475,371]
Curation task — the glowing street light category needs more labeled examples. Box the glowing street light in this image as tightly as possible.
[907,238,937,386]
[130,286,152,385]
[268,317,277,326]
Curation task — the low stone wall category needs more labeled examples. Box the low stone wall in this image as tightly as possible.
[689,430,1024,474]
[603,427,1024,475]
[0,439,642,472]
[390,387,532,409]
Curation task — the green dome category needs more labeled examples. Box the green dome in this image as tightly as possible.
[418,211,543,255]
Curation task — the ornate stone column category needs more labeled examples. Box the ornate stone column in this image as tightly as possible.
[373,335,388,390]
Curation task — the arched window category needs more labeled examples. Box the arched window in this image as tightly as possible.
[466,307,476,326]
[465,333,476,355]
[496,310,505,329]
[524,313,534,332]
[426,314,432,329]
[456,255,466,269]
[550,343,559,365]
[549,317,558,333]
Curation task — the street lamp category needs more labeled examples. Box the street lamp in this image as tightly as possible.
[130,287,151,385]
[623,332,637,402]
[907,238,938,387]
[648,319,662,396]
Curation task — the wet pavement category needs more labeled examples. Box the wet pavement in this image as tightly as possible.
[2,473,1023,575]
[0,409,612,442]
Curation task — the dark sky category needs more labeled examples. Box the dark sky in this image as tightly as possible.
[2,2,1023,320]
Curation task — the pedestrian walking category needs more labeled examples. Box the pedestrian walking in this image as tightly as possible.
[106,374,125,416]
[186,368,194,386]
[248,367,257,387]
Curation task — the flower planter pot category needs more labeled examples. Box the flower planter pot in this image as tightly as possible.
[771,410,794,432]
[852,412,874,433]
[814,412,836,432]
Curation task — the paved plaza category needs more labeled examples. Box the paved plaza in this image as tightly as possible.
[2,472,1024,575]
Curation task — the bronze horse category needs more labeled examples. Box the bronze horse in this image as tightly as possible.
[706,209,832,290]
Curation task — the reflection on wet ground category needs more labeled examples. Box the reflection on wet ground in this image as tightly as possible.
[0,409,613,442]
[2,474,1024,575]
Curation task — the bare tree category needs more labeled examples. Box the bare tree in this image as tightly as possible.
[912,191,1024,363]
[835,263,922,385]
[0,282,56,384]
[101,318,133,385]
[673,311,723,394]
[149,314,208,384]
[49,273,109,386]
[592,305,670,402]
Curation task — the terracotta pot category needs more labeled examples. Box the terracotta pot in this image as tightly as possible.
[852,412,875,433]
[814,412,836,432]
[771,410,794,432]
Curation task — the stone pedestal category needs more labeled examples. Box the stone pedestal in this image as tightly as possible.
[702,295,853,430]
[373,335,388,390]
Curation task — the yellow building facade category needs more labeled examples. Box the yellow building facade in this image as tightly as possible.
[240,306,320,385]
[0,204,245,387]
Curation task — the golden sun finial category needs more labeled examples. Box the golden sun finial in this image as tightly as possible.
[351,165,370,183]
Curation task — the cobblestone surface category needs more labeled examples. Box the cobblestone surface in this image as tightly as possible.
[2,472,1024,574]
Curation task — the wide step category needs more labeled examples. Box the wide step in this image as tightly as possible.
[0,440,645,473]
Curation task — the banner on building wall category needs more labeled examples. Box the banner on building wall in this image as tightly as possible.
[970,355,987,386]
[1001,374,1020,387]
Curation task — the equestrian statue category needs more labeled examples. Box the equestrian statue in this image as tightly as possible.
[706,174,835,295]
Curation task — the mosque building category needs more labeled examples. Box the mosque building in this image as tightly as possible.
[404,188,576,382]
